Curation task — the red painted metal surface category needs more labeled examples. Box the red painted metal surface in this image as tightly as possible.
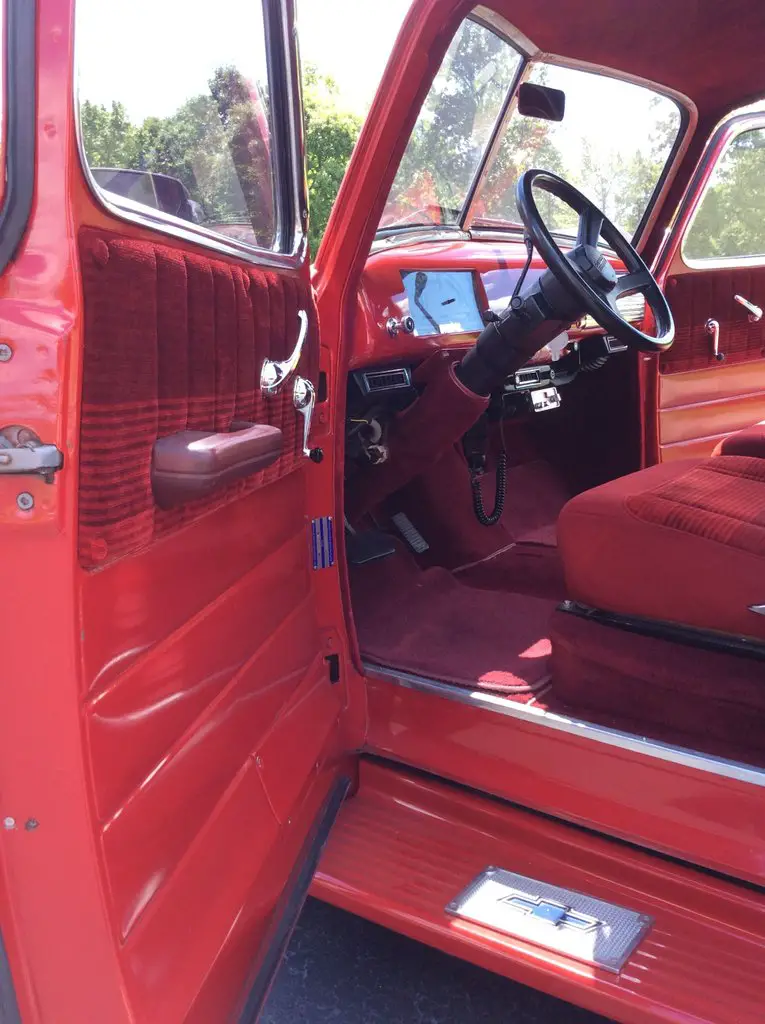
[315,759,765,1024]
[352,238,627,369]
[364,675,765,887]
[353,238,539,367]
[3,0,765,1019]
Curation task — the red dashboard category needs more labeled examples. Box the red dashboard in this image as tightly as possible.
[350,237,637,369]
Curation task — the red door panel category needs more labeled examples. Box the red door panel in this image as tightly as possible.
[80,467,308,695]
[85,483,314,818]
[73,232,343,1017]
[659,358,765,459]
[659,268,765,459]
[656,117,765,461]
[663,266,765,374]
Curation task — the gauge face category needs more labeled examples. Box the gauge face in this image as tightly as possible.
[401,270,484,336]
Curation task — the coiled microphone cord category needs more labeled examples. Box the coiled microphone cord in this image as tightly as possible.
[470,450,507,526]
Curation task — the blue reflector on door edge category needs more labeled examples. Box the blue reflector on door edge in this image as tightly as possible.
[311,516,335,570]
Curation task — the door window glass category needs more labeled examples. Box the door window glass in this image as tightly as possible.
[684,128,765,261]
[76,0,278,251]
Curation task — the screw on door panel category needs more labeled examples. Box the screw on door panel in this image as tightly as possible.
[0,344,12,362]
[3,818,15,830]
[16,492,34,511]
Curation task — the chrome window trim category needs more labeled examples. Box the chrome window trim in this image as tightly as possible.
[370,228,471,255]
[364,662,765,789]
[73,0,306,268]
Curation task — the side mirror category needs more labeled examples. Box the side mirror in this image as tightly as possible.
[517,82,565,122]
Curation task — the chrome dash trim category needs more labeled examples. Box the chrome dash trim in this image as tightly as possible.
[364,661,765,788]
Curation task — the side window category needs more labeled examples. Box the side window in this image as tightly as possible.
[684,127,765,262]
[76,0,279,252]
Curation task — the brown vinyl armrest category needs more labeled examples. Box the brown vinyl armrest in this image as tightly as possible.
[151,421,283,509]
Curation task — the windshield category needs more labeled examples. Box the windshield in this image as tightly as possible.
[380,19,682,239]
[473,64,682,237]
[380,19,522,231]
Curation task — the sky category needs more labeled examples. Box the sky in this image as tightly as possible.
[297,0,413,115]
[77,0,413,123]
[76,0,681,163]
[74,0,719,225]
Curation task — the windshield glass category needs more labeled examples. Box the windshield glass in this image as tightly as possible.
[379,19,522,231]
[473,64,682,237]
[379,18,682,239]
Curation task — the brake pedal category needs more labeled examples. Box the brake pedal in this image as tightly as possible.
[345,528,397,566]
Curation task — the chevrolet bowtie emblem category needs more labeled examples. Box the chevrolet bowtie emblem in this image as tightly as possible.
[499,892,601,932]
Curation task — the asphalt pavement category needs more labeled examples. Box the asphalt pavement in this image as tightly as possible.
[262,898,611,1023]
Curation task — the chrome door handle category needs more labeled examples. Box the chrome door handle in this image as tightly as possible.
[734,294,763,322]
[260,309,309,397]
[293,376,316,457]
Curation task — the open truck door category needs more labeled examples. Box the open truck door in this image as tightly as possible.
[0,0,358,1020]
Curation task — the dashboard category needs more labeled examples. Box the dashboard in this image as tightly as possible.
[345,236,649,469]
[352,236,645,367]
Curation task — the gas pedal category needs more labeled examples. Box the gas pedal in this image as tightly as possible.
[391,512,429,554]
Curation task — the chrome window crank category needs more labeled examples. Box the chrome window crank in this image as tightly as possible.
[705,318,724,362]
[260,310,309,396]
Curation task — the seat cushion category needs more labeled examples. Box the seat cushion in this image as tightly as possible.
[558,456,765,641]
[712,422,765,458]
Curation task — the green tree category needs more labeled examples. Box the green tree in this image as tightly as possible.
[685,128,765,259]
[479,107,566,228]
[80,100,140,168]
[610,98,680,236]
[303,66,362,253]
[388,19,525,223]
[80,65,361,253]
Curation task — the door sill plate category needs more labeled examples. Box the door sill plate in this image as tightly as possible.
[446,867,652,973]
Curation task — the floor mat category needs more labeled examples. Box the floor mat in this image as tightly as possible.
[382,448,570,589]
[453,541,566,600]
[352,554,555,696]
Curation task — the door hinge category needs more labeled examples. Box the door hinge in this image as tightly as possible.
[0,426,63,483]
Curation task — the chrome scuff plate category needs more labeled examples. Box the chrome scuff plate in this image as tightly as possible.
[446,867,652,973]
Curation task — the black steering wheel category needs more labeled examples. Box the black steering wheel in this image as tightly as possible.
[516,169,674,353]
